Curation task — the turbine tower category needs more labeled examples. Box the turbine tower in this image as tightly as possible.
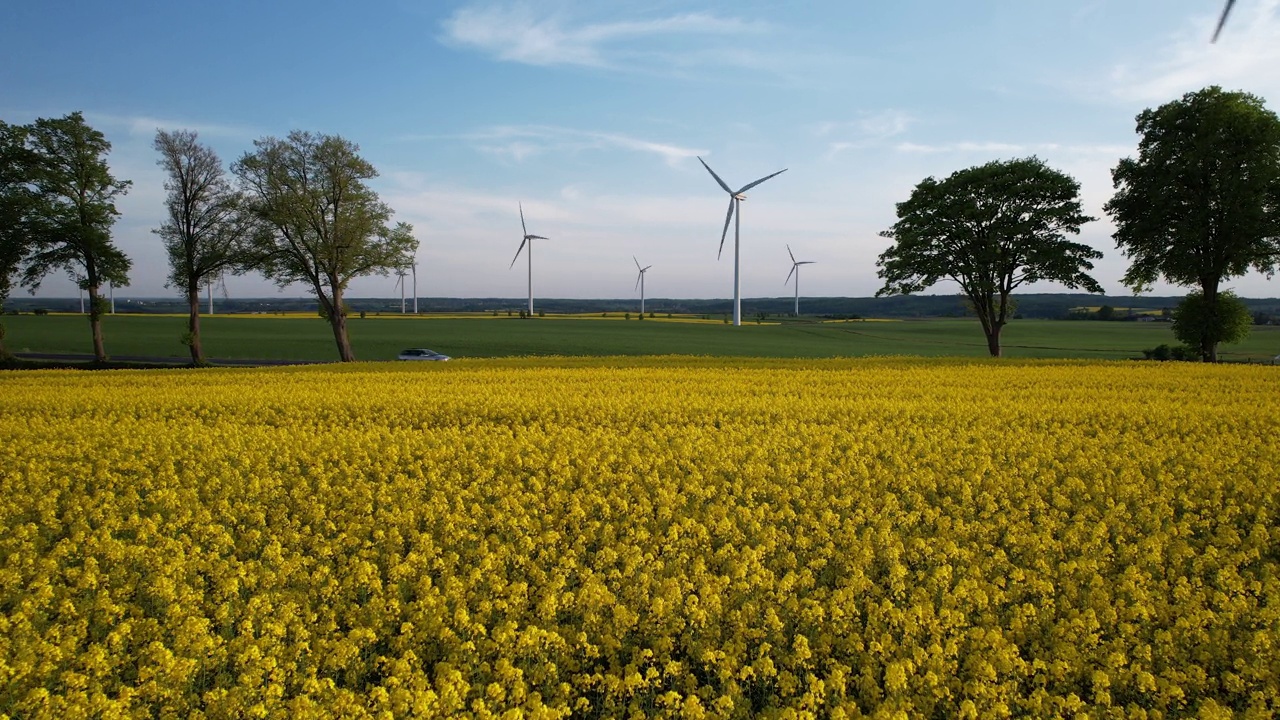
[784,244,815,317]
[698,156,787,326]
[633,256,652,315]
[510,203,548,316]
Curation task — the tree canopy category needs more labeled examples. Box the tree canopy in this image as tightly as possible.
[1105,86,1280,361]
[232,131,416,362]
[154,129,255,364]
[877,157,1101,356]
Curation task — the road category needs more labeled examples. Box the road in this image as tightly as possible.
[12,353,327,367]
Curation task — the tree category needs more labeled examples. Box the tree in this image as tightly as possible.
[233,131,415,362]
[1106,86,1280,362]
[19,112,131,363]
[876,157,1102,357]
[1171,291,1251,361]
[0,121,36,361]
[154,129,256,365]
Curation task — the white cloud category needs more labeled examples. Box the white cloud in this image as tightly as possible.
[1107,0,1280,102]
[819,110,914,155]
[426,125,705,167]
[440,3,767,71]
[894,141,1132,157]
[87,112,258,140]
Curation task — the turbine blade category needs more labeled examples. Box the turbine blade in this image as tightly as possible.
[799,261,815,266]
[527,234,549,240]
[509,238,528,269]
[786,264,796,285]
[520,203,529,237]
[634,255,642,271]
[736,168,788,194]
[635,272,642,292]
[698,156,732,194]
[1212,0,1235,42]
[643,265,652,272]
[717,198,735,260]
[787,244,796,264]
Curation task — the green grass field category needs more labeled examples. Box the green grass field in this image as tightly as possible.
[6,312,1280,362]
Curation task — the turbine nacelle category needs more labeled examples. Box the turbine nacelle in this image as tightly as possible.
[785,244,814,285]
[633,256,652,291]
[698,156,787,261]
[510,203,550,268]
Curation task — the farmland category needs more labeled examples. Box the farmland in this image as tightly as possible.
[2,358,1278,717]
[5,312,1280,362]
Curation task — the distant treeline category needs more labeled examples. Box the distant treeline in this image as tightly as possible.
[10,294,1280,320]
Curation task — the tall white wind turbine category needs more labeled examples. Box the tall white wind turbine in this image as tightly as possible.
[784,244,815,317]
[697,157,787,326]
[510,203,548,316]
[633,256,652,315]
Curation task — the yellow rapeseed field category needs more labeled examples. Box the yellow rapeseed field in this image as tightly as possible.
[1,357,1277,718]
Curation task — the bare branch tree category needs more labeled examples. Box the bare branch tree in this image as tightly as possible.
[153,129,256,365]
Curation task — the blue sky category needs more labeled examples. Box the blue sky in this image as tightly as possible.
[3,0,1279,301]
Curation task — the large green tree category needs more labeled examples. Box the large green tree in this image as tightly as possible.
[1172,290,1251,356]
[154,129,256,365]
[1105,86,1280,362]
[0,121,35,360]
[19,112,131,363]
[877,157,1102,357]
[233,131,416,362]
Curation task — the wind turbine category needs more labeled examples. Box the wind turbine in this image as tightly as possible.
[1212,0,1235,42]
[206,271,228,315]
[394,267,408,313]
[697,156,787,326]
[784,244,815,317]
[510,203,548,316]
[633,256,652,315]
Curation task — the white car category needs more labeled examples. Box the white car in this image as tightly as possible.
[398,348,450,361]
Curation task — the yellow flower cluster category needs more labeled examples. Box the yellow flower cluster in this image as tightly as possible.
[1,357,1278,718]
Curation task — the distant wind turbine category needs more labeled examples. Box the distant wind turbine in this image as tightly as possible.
[785,244,815,316]
[1212,0,1235,42]
[510,203,548,316]
[633,256,652,315]
[698,156,787,326]
[394,266,408,313]
[206,271,228,315]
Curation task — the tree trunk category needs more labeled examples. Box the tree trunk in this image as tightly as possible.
[984,325,1002,357]
[977,308,1003,358]
[328,290,355,362]
[187,287,205,365]
[87,285,107,362]
[0,322,10,361]
[1201,279,1219,362]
